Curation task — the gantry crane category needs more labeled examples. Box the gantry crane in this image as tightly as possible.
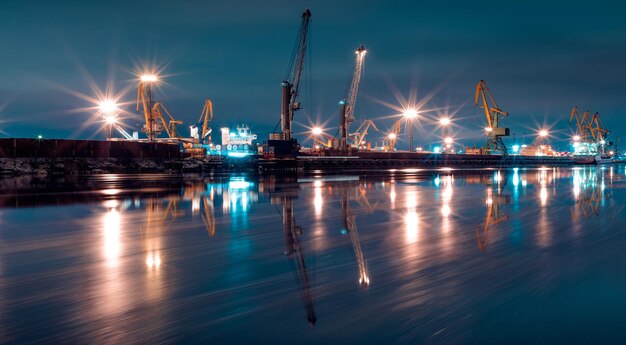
[475,80,510,155]
[137,76,183,140]
[339,45,367,150]
[350,119,379,149]
[278,9,312,142]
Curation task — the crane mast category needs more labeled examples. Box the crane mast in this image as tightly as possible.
[475,80,509,155]
[280,9,312,141]
[137,79,161,141]
[198,99,214,144]
[137,76,183,140]
[339,45,367,149]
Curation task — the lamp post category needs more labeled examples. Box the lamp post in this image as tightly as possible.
[98,100,119,140]
[404,108,418,152]
[439,117,451,152]
[538,129,548,145]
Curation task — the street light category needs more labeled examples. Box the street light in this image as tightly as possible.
[403,108,418,152]
[539,129,548,137]
[573,135,581,141]
[439,117,452,152]
[312,127,323,136]
[98,99,119,139]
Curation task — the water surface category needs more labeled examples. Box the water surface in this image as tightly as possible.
[1,167,625,344]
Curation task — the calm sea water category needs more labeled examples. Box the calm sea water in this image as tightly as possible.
[1,166,626,344]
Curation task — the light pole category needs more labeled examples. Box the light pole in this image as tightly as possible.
[439,117,451,152]
[98,100,119,140]
[404,108,418,152]
[538,129,548,145]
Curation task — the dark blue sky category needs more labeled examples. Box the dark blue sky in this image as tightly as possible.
[1,0,625,149]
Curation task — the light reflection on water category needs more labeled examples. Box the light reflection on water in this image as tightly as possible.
[0,167,626,343]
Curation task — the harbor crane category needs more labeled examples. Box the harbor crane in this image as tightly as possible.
[350,119,379,148]
[475,80,509,155]
[339,45,367,150]
[279,9,312,141]
[191,99,214,144]
[382,119,403,151]
[570,106,611,154]
[137,75,183,141]
[570,106,609,142]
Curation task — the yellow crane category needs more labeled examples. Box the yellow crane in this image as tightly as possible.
[382,119,403,151]
[570,106,611,153]
[136,75,183,140]
[196,99,214,144]
[350,119,379,149]
[475,80,509,155]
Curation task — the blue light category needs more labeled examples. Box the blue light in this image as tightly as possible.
[512,145,520,153]
[227,151,250,158]
[433,146,441,153]
[229,180,251,189]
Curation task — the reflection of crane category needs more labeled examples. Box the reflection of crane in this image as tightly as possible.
[475,187,510,252]
[341,189,370,287]
[350,119,379,149]
[201,195,216,236]
[282,197,317,325]
[137,78,183,140]
[279,9,312,141]
[475,80,509,155]
[339,45,367,150]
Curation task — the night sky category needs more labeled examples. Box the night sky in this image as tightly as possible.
[1,0,625,150]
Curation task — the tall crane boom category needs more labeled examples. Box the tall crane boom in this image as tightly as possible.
[197,99,214,144]
[280,9,312,141]
[350,119,378,148]
[474,80,509,155]
[137,78,161,141]
[136,75,183,140]
[339,45,367,149]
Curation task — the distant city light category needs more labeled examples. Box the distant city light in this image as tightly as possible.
[600,140,606,145]
[439,117,451,126]
[573,135,581,141]
[312,127,323,135]
[444,137,453,145]
[512,144,520,153]
[388,133,397,140]
[433,146,441,153]
[37,135,43,139]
